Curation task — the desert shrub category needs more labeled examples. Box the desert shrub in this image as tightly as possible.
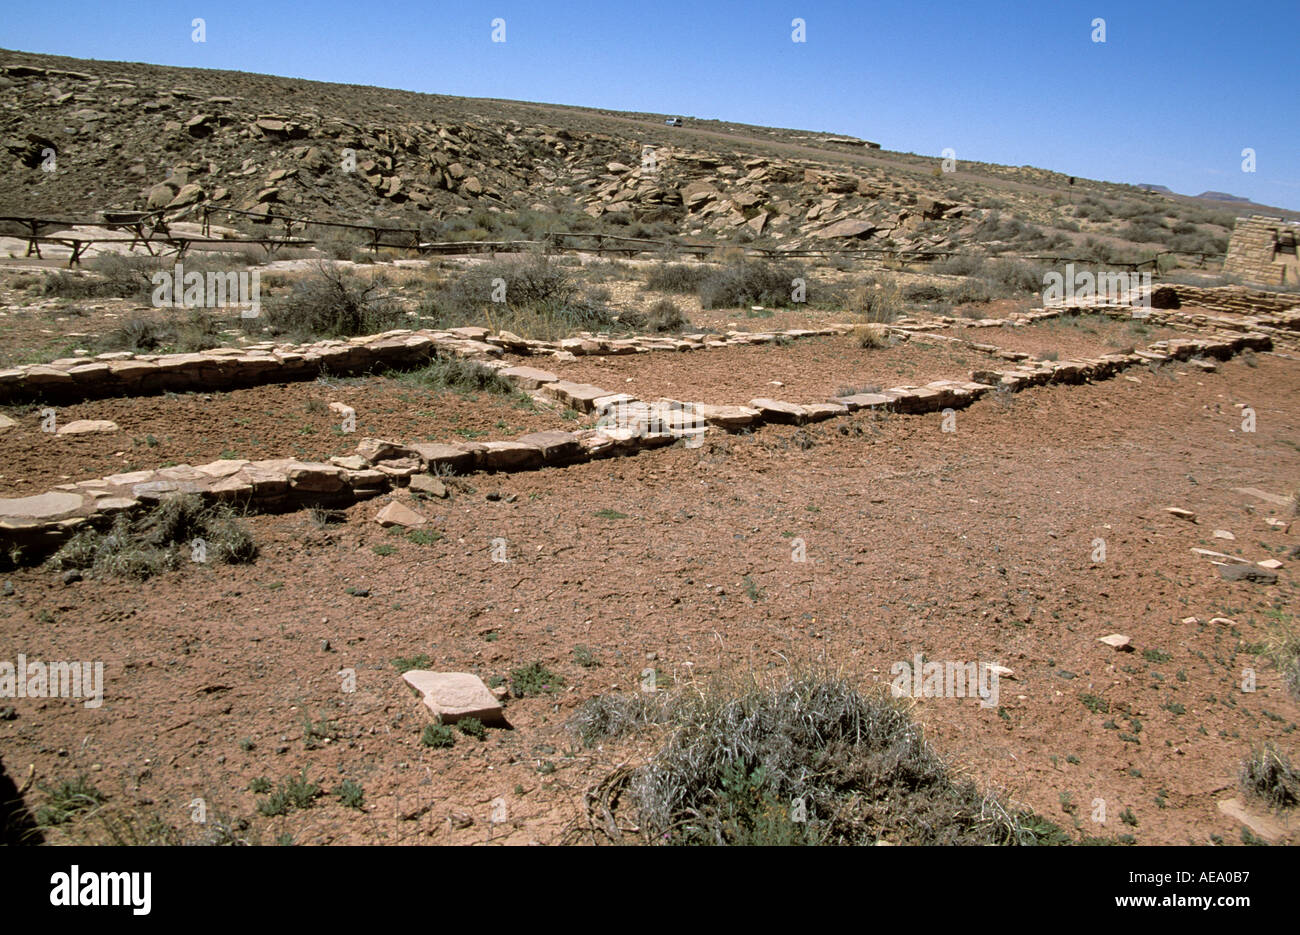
[47,494,256,580]
[1265,614,1300,701]
[1120,220,1169,245]
[386,355,516,395]
[319,239,358,260]
[265,264,405,338]
[421,253,620,337]
[509,661,564,697]
[41,254,164,300]
[1168,230,1228,256]
[645,262,712,294]
[945,279,994,305]
[256,771,322,816]
[97,318,170,352]
[337,780,365,810]
[974,211,1028,243]
[930,254,988,277]
[569,692,661,746]
[1239,745,1300,810]
[984,258,1046,295]
[853,323,889,349]
[457,717,487,740]
[902,283,945,303]
[639,297,691,335]
[847,278,902,323]
[572,671,1077,846]
[422,724,456,748]
[697,259,803,310]
[97,309,224,353]
[35,775,107,827]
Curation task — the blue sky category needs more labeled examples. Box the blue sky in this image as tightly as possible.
[4,0,1297,209]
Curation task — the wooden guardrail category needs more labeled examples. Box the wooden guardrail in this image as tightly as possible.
[5,202,1227,273]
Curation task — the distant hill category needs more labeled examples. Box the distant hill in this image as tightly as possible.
[3,46,1296,259]
[1197,191,1252,204]
[1137,184,1173,194]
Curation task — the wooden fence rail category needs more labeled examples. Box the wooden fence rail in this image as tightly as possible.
[4,203,1227,274]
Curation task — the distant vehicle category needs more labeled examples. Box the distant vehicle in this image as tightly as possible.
[665,117,683,127]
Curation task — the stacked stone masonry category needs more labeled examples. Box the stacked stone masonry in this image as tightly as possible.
[1224,216,1300,286]
[0,324,1272,559]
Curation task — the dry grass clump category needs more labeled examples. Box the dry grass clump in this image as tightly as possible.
[265,263,406,339]
[419,253,620,339]
[621,297,692,333]
[97,309,226,353]
[1239,744,1300,811]
[847,277,902,323]
[569,670,1079,846]
[385,354,517,395]
[1263,611,1300,701]
[697,259,803,310]
[853,322,889,349]
[47,494,256,580]
[644,262,712,294]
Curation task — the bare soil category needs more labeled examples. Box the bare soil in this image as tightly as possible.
[962,314,1189,360]
[535,334,989,406]
[0,377,588,497]
[4,346,1297,846]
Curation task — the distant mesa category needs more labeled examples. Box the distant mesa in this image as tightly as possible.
[1198,191,1251,203]
[1136,183,1172,194]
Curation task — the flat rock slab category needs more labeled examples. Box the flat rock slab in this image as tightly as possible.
[408,474,448,497]
[0,414,16,433]
[514,431,581,461]
[694,403,761,428]
[542,381,613,412]
[0,491,86,524]
[56,419,119,435]
[330,455,369,471]
[480,441,544,471]
[408,442,474,473]
[802,402,848,422]
[1231,487,1293,508]
[356,437,417,463]
[749,398,806,424]
[499,366,559,390]
[374,500,427,527]
[835,393,892,412]
[1098,633,1132,651]
[1217,797,1293,844]
[1191,548,1249,564]
[1215,562,1277,584]
[402,671,506,725]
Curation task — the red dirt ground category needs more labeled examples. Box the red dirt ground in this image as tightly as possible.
[533,334,990,406]
[0,378,589,498]
[3,345,1297,845]
[958,314,1188,360]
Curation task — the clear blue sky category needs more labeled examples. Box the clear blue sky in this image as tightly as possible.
[4,0,1297,209]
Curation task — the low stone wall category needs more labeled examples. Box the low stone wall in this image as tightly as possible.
[1161,284,1300,317]
[0,324,846,405]
[0,326,1271,561]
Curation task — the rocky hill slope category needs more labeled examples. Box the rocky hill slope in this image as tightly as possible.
[0,48,1281,260]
